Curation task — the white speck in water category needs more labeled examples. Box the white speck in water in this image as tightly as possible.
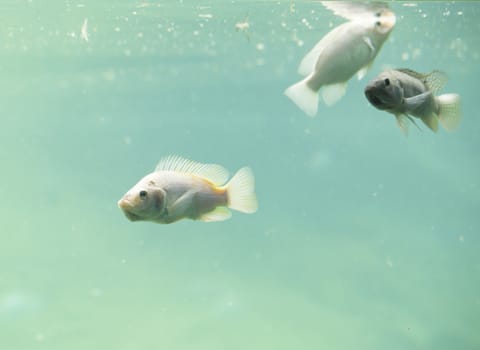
[301,18,312,30]
[307,150,332,170]
[459,235,464,242]
[137,32,144,38]
[123,136,132,145]
[102,69,116,81]
[412,48,421,59]
[124,49,131,56]
[256,43,265,51]
[89,288,103,297]
[193,30,199,36]
[386,257,393,268]
[198,13,213,19]
[114,26,121,32]
[34,332,45,342]
[457,11,463,16]
[235,20,249,31]
[121,258,127,264]
[401,52,409,61]
[81,18,89,42]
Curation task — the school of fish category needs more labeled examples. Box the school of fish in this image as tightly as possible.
[119,1,464,225]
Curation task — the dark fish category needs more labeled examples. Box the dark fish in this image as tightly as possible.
[364,68,461,134]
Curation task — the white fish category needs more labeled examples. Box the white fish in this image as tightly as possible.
[118,155,258,224]
[364,68,461,134]
[285,1,396,117]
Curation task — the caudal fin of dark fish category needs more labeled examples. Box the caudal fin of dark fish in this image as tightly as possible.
[437,94,462,131]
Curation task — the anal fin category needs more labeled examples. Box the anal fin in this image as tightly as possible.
[199,207,232,222]
[321,82,347,106]
[421,113,439,132]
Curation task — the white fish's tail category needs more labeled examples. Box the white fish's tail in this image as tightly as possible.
[437,93,461,131]
[226,167,258,214]
[284,75,319,117]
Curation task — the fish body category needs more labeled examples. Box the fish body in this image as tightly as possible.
[364,68,461,134]
[118,156,258,224]
[284,1,396,117]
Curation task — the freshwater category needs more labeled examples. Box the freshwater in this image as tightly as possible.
[1,1,479,349]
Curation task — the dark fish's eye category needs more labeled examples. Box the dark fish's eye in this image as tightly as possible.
[384,78,390,86]
[375,21,381,26]
[375,12,382,17]
[139,190,148,200]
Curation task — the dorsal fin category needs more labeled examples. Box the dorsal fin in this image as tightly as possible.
[397,68,447,94]
[155,155,229,185]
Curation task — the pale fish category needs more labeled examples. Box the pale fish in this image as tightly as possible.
[284,1,396,117]
[364,68,461,134]
[118,155,258,224]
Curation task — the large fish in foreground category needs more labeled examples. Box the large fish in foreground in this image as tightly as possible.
[118,156,258,224]
[285,1,396,117]
[364,68,461,134]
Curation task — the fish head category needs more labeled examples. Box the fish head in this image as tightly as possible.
[118,180,166,222]
[364,71,403,111]
[372,8,396,35]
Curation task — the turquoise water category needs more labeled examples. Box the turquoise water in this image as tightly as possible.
[1,1,479,349]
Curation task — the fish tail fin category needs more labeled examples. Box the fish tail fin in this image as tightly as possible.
[436,93,461,131]
[284,76,319,117]
[225,167,258,214]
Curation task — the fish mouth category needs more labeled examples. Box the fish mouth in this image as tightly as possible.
[118,199,141,221]
[364,86,385,108]
[383,10,396,29]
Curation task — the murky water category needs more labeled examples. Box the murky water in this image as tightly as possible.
[1,1,479,349]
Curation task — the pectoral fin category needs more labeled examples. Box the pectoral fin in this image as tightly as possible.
[404,92,432,111]
[363,36,375,53]
[165,190,197,222]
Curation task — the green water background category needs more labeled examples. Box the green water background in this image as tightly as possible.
[1,1,479,349]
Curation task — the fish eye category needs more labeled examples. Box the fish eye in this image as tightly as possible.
[139,190,148,200]
[384,78,390,86]
[375,21,381,27]
[375,12,382,17]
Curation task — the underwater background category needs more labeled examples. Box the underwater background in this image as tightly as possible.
[1,1,479,349]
